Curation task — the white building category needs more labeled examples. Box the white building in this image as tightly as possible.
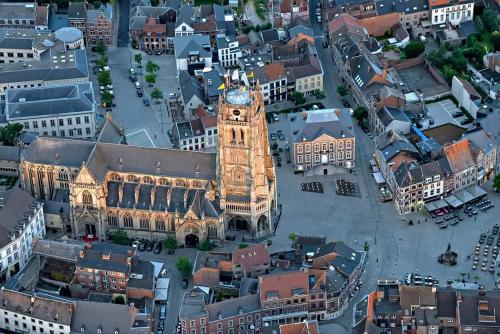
[0,188,45,283]
[0,49,89,99]
[216,35,242,68]
[5,82,96,139]
[451,76,481,119]
[173,35,212,73]
[430,1,474,26]
[0,289,73,334]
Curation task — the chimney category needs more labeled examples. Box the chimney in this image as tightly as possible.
[79,250,84,258]
[479,300,489,311]
[30,295,35,305]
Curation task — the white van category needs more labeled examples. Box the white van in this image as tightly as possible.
[419,35,427,43]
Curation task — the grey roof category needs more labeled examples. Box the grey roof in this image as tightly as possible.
[97,117,126,144]
[394,0,428,13]
[130,6,176,30]
[128,259,155,290]
[396,159,445,187]
[21,136,96,167]
[175,5,194,28]
[77,243,134,273]
[0,49,88,85]
[216,35,237,49]
[32,239,82,262]
[0,289,73,326]
[0,31,33,50]
[458,290,500,327]
[202,70,224,97]
[0,145,20,162]
[6,82,95,120]
[68,2,86,19]
[87,4,113,23]
[260,28,279,43]
[174,34,211,59]
[71,300,150,334]
[312,241,362,276]
[375,0,397,15]
[457,21,478,39]
[179,70,206,105]
[54,27,83,44]
[206,294,260,321]
[0,188,37,248]
[463,128,497,154]
[0,2,36,21]
[291,108,354,143]
[377,135,419,163]
[325,267,348,295]
[376,106,410,127]
[176,120,193,139]
[179,292,208,319]
[86,141,217,182]
[436,287,456,318]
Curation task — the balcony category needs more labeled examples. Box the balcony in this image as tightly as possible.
[225,196,268,215]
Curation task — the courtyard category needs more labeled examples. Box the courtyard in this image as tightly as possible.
[398,63,450,99]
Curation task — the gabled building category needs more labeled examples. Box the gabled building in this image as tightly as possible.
[429,0,474,26]
[452,76,481,119]
[174,34,212,73]
[0,2,37,29]
[85,4,114,46]
[178,70,206,113]
[129,6,176,52]
[278,0,309,27]
[68,2,87,31]
[443,138,476,191]
[216,35,242,68]
[232,243,270,279]
[290,108,355,175]
[374,106,411,135]
[251,63,288,105]
[463,128,498,185]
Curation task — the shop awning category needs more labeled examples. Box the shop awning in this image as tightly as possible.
[425,199,448,212]
[372,172,385,185]
[444,195,463,208]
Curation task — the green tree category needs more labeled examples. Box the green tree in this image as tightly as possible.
[493,174,500,191]
[198,240,213,251]
[135,53,142,66]
[492,31,500,52]
[442,65,458,84]
[482,9,499,32]
[101,91,114,108]
[176,256,193,278]
[403,41,425,58]
[111,229,129,245]
[146,60,160,73]
[474,16,485,32]
[164,236,177,250]
[337,84,348,97]
[145,72,156,86]
[95,40,107,54]
[290,91,306,105]
[150,88,163,101]
[289,233,297,242]
[313,89,325,99]
[239,243,248,249]
[0,123,23,146]
[427,49,446,68]
[98,71,112,87]
[131,38,138,49]
[95,55,108,69]
[353,106,367,121]
[114,295,125,304]
[450,54,467,72]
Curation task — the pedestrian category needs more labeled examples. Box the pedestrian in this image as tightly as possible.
[155,134,157,139]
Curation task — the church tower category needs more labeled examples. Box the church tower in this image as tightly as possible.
[217,84,277,238]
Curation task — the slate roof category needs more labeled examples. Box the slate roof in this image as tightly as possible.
[71,300,149,334]
[436,287,456,318]
[5,82,95,120]
[179,70,206,105]
[22,136,96,168]
[179,292,208,319]
[394,0,428,13]
[260,28,279,43]
[68,3,86,19]
[202,70,224,98]
[97,117,126,144]
[0,49,88,85]
[175,5,194,28]
[174,34,211,59]
[292,108,354,143]
[463,128,497,155]
[0,2,36,21]
[376,106,410,127]
[0,145,20,162]
[458,290,500,327]
[206,294,260,321]
[0,188,37,248]
[0,289,73,326]
[376,131,419,163]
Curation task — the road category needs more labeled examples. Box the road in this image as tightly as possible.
[117,0,131,47]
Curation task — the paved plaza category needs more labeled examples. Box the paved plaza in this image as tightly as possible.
[267,112,500,331]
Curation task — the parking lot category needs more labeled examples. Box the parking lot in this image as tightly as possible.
[397,63,450,99]
[89,48,178,149]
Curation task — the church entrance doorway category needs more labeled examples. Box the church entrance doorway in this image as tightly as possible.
[185,234,200,247]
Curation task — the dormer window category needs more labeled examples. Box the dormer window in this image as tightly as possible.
[80,325,85,332]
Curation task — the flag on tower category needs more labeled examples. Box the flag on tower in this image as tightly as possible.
[247,71,254,78]
[231,69,239,81]
[241,72,250,86]
[217,82,225,90]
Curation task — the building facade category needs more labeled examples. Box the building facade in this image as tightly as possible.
[85,6,114,46]
[0,188,45,284]
[429,0,474,26]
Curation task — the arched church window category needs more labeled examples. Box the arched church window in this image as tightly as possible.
[155,218,165,231]
[123,214,133,228]
[82,191,92,205]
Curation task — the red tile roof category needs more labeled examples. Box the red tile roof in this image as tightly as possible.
[279,321,320,334]
[265,63,286,81]
[36,6,48,26]
[232,243,270,274]
[144,17,165,33]
[201,115,217,129]
[259,271,309,301]
[328,13,364,35]
[428,0,450,7]
[444,139,475,173]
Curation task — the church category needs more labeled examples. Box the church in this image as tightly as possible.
[20,85,277,246]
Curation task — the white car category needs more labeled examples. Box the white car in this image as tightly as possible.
[419,35,427,43]
[135,82,141,89]
[317,15,322,23]
[272,113,279,122]
[129,68,135,75]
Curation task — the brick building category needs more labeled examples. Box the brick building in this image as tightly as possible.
[86,4,114,46]
[232,243,271,279]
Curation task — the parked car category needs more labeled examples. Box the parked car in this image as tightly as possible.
[154,242,162,254]
[159,306,167,320]
[181,278,188,289]
[129,68,135,75]
[342,100,351,108]
[145,240,154,252]
[135,82,141,89]
[143,98,150,106]
[137,89,143,97]
[167,130,173,139]
[419,35,427,43]
[277,130,285,140]
[138,240,146,251]
[317,15,322,23]
[270,133,277,141]
[158,321,165,331]
[272,113,279,122]
[129,74,137,82]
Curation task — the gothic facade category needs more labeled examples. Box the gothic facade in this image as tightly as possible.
[19,87,276,245]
